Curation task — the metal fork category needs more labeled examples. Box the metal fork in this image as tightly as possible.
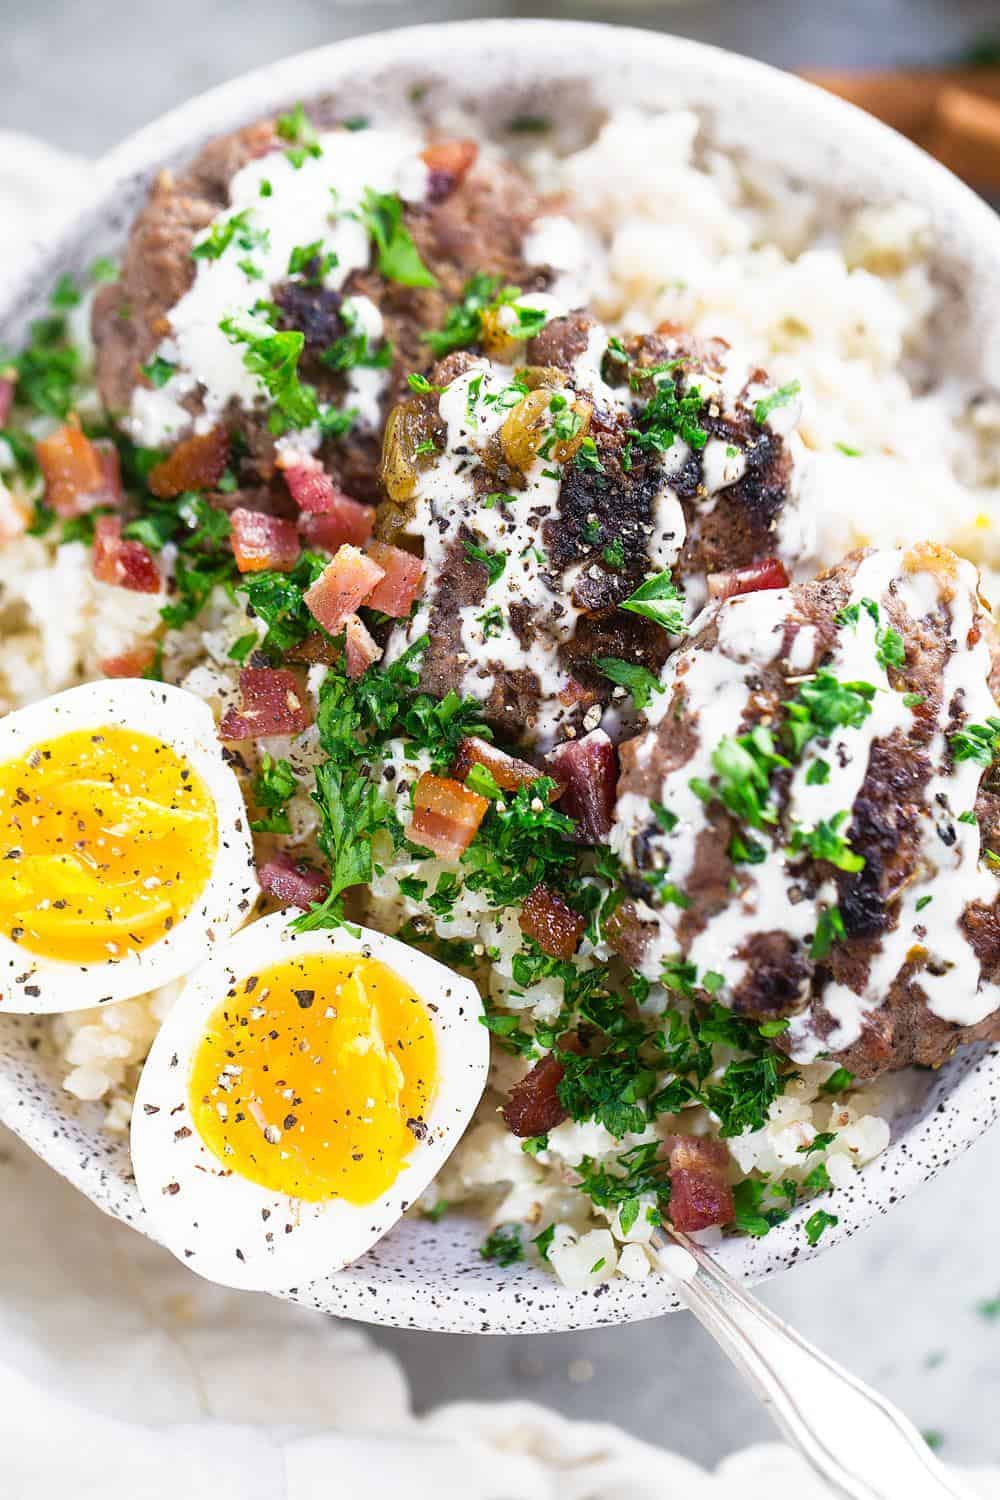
[650,1228,976,1499]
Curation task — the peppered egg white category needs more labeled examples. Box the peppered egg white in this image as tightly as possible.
[0,679,258,1013]
[131,912,488,1291]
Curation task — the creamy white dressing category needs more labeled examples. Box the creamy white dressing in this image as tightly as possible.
[386,317,812,746]
[615,547,1000,1048]
[340,295,389,432]
[125,127,430,448]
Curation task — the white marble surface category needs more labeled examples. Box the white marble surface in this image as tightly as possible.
[2,0,1000,1474]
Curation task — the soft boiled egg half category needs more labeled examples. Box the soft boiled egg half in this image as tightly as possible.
[131,913,488,1291]
[0,679,258,1012]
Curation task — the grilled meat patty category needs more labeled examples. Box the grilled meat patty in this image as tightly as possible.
[378,312,813,747]
[609,543,1000,1080]
[92,110,551,505]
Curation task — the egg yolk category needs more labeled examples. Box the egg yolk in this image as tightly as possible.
[188,953,438,1205]
[0,725,218,964]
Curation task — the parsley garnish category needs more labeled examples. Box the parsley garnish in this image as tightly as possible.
[359,189,437,288]
[753,380,801,425]
[804,1208,839,1246]
[950,717,1000,767]
[140,355,176,389]
[620,571,686,634]
[463,539,507,585]
[788,811,865,873]
[276,102,322,168]
[479,1224,524,1266]
[594,657,664,712]
[249,753,299,834]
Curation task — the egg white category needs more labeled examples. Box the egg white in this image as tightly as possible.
[0,679,258,1013]
[131,912,489,1292]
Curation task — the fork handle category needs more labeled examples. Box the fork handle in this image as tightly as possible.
[650,1230,975,1500]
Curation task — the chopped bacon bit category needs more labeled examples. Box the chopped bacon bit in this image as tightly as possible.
[0,376,15,427]
[344,613,383,679]
[230,507,300,573]
[408,773,489,859]
[558,677,599,711]
[298,495,376,551]
[663,1135,735,1232]
[303,545,385,634]
[364,541,424,617]
[519,883,585,959]
[546,729,619,844]
[258,851,330,910]
[451,736,551,795]
[92,516,161,593]
[100,642,157,678]
[219,667,312,741]
[707,557,790,601]
[279,453,337,514]
[286,632,339,665]
[421,139,478,200]
[36,419,115,518]
[147,426,228,499]
[502,1033,582,1137]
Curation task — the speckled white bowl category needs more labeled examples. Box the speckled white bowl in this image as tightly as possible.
[2,20,1000,1334]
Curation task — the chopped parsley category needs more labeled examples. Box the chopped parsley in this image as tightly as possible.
[619,571,686,635]
[250,753,299,834]
[820,1067,854,1095]
[753,380,801,425]
[463,539,507,585]
[479,1224,524,1266]
[628,370,707,457]
[594,657,665,712]
[359,189,437,288]
[804,1208,839,1246]
[140,355,176,389]
[950,717,1000,767]
[787,811,865,873]
[810,906,846,962]
[276,102,322,168]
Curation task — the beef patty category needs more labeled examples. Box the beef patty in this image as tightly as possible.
[377,312,812,747]
[92,108,551,505]
[608,543,1000,1080]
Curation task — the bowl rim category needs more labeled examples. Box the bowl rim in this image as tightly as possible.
[2,17,1000,1334]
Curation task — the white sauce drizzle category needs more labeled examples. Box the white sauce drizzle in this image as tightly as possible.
[614,545,1000,1050]
[125,127,430,448]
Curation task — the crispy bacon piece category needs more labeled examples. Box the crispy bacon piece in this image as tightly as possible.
[303,545,385,634]
[451,736,551,795]
[298,496,375,551]
[707,557,790,601]
[100,642,157,678]
[364,541,424,617]
[36,419,116,518]
[663,1135,735,1232]
[408,773,489,859]
[0,376,15,427]
[279,454,337,514]
[519,883,585,959]
[219,667,312,741]
[92,516,161,593]
[502,1034,582,1138]
[258,851,330,910]
[147,426,228,499]
[421,139,478,201]
[546,729,618,844]
[344,613,383,679]
[230,507,300,573]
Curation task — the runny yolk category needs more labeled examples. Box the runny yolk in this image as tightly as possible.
[188,953,438,1205]
[0,725,218,964]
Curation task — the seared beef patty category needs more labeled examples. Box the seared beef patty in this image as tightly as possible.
[609,543,1000,1079]
[378,312,812,746]
[92,110,551,505]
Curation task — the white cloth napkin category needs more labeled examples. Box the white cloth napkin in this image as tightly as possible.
[0,126,997,1500]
